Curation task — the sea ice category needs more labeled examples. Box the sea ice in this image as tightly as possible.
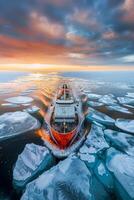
[1,103,20,108]
[106,147,134,178]
[78,152,96,170]
[115,118,134,134]
[87,93,102,100]
[88,101,104,107]
[79,144,90,154]
[78,129,113,192]
[79,153,96,163]
[83,89,91,94]
[78,143,97,169]
[85,124,109,154]
[86,108,115,126]
[117,83,132,90]
[92,121,105,129]
[21,156,94,200]
[0,111,40,141]
[126,92,134,98]
[106,148,134,200]
[99,94,117,105]
[93,160,114,192]
[5,96,33,104]
[106,105,132,114]
[97,162,106,176]
[13,143,55,189]
[24,106,40,114]
[117,97,134,105]
[123,104,134,109]
[104,129,134,156]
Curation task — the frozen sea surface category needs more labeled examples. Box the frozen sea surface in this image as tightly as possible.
[21,156,93,200]
[104,129,134,156]
[85,124,109,154]
[106,148,134,200]
[13,143,55,189]
[24,106,40,114]
[86,108,115,126]
[126,93,134,98]
[5,96,33,104]
[106,105,132,114]
[88,101,104,107]
[117,97,134,105]
[115,118,134,134]
[87,93,102,100]
[99,94,117,105]
[0,71,134,200]
[0,111,40,140]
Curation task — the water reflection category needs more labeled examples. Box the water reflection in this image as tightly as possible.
[0,70,134,199]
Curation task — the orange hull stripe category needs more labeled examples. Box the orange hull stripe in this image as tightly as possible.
[51,127,77,148]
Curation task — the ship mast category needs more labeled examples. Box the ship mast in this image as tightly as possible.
[63,83,66,100]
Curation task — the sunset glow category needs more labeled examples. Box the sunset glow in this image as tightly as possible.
[0,0,134,70]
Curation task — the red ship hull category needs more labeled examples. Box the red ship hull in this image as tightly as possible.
[51,127,77,148]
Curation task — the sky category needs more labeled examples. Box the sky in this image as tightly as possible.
[0,0,134,70]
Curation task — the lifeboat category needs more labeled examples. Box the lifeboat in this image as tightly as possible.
[49,83,80,148]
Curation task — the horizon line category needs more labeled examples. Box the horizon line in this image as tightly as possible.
[0,63,134,72]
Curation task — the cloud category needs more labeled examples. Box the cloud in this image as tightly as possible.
[102,30,118,40]
[67,53,86,59]
[121,0,134,23]
[29,11,66,40]
[67,8,101,31]
[0,0,133,67]
[122,54,134,62]
[0,34,69,64]
[66,32,89,45]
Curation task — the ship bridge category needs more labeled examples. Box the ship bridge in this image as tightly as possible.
[54,100,76,123]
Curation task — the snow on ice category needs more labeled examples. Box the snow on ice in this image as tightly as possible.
[0,111,40,141]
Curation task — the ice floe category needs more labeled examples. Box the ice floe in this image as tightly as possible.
[117,97,134,105]
[79,144,90,154]
[99,94,117,105]
[123,104,134,109]
[0,111,40,141]
[106,148,134,200]
[5,96,33,104]
[83,89,91,94]
[1,103,20,108]
[86,108,115,126]
[85,124,109,154]
[78,125,113,193]
[106,105,132,114]
[21,156,93,200]
[88,101,104,107]
[79,153,96,163]
[126,92,134,98]
[106,148,134,177]
[114,83,132,90]
[104,129,134,156]
[97,162,107,176]
[23,106,40,114]
[115,118,134,134]
[87,93,102,100]
[13,143,55,189]
[78,144,97,170]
